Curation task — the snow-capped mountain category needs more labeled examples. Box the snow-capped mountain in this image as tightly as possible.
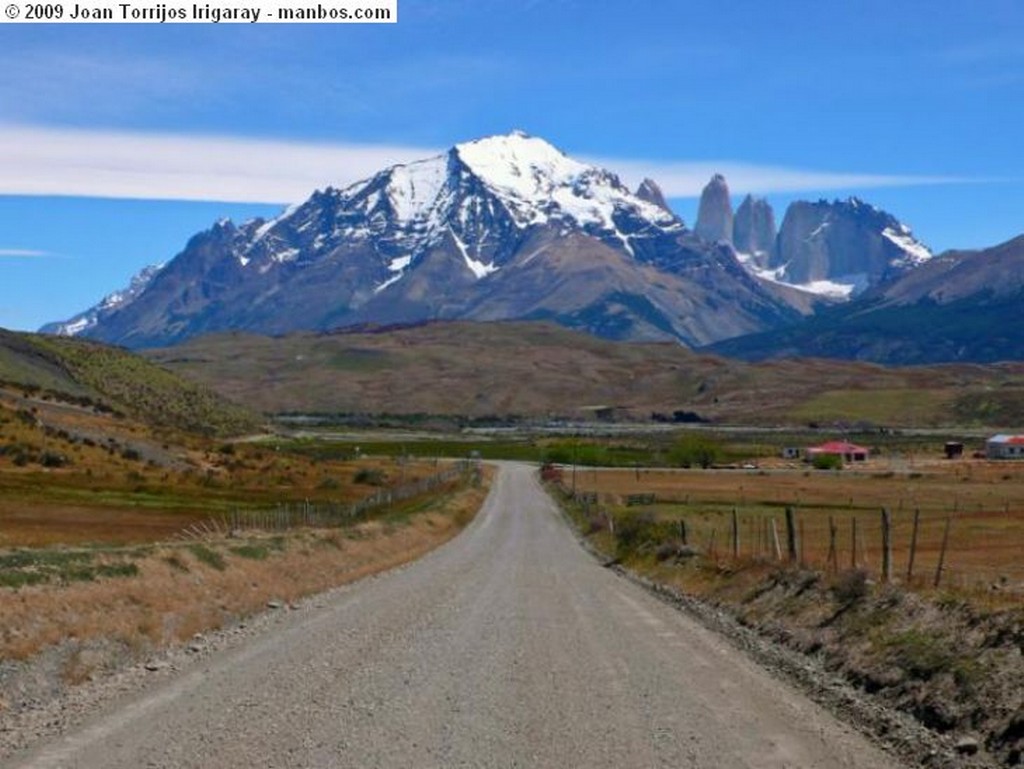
[40,263,165,337]
[236,130,684,285]
[45,131,807,349]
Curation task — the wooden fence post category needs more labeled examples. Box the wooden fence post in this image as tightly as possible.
[827,516,838,574]
[907,508,920,582]
[881,507,892,583]
[934,516,952,588]
[731,508,739,559]
[851,517,858,569]
[785,506,797,563]
[770,518,782,561]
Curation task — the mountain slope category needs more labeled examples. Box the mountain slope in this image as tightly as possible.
[0,329,259,436]
[710,235,1024,364]
[39,263,164,338]
[146,321,1024,427]
[46,132,806,349]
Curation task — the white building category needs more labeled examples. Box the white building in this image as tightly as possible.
[985,434,1024,459]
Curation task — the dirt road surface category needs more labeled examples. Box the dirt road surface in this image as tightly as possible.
[9,463,904,768]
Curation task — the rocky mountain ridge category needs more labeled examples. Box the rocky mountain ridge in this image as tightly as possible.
[688,175,933,300]
[45,132,806,349]
[45,132,1018,365]
[710,233,1024,364]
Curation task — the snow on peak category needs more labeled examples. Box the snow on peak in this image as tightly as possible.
[383,154,449,223]
[883,226,932,265]
[454,133,592,202]
[43,262,165,336]
[451,132,680,233]
[230,132,682,283]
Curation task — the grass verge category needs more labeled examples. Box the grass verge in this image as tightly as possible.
[0,471,490,711]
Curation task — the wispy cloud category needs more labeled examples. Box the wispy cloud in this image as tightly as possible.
[0,124,972,205]
[0,248,53,258]
[595,159,972,198]
[0,125,438,204]
[0,49,211,125]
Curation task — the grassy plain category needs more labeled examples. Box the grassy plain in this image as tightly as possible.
[563,457,1024,592]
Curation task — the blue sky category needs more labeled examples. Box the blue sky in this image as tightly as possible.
[2,0,1024,330]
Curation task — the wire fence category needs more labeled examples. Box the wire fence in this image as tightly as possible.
[176,460,479,540]
[560,482,1024,595]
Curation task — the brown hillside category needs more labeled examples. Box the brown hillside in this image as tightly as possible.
[146,321,1024,427]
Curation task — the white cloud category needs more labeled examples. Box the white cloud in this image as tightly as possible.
[589,158,969,198]
[0,125,438,204]
[0,248,52,258]
[0,124,969,205]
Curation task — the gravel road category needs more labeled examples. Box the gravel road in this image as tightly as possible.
[8,462,905,769]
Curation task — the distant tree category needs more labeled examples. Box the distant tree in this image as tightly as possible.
[668,434,721,469]
[812,453,843,470]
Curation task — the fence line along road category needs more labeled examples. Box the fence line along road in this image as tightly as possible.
[176,460,479,540]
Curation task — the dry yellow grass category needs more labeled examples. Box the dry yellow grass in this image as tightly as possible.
[0,475,489,666]
[569,459,1024,591]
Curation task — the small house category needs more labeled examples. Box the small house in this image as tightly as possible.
[806,440,869,462]
[944,442,964,459]
[985,434,1024,459]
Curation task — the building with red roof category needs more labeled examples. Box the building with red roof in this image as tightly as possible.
[985,434,1024,459]
[806,440,869,462]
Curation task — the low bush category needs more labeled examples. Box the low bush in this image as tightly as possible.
[230,544,270,560]
[188,544,226,571]
[353,468,386,486]
[812,453,843,471]
[833,568,870,605]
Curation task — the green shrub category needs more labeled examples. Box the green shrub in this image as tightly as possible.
[96,562,140,579]
[812,453,843,470]
[163,554,190,572]
[0,570,48,588]
[188,544,227,571]
[230,544,269,560]
[668,434,721,468]
[41,451,69,468]
[614,510,675,558]
[883,630,956,681]
[354,468,386,486]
